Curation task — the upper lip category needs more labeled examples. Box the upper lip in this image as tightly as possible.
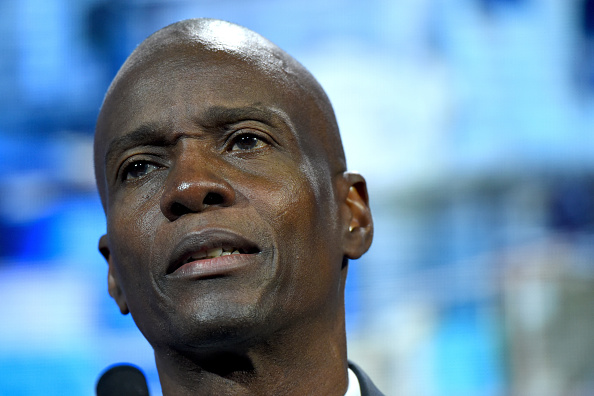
[166,228,260,275]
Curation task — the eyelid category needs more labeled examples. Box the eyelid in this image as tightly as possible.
[117,154,165,183]
[224,127,275,150]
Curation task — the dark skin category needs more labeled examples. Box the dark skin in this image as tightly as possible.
[94,19,373,395]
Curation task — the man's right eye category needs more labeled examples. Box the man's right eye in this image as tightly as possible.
[123,161,160,181]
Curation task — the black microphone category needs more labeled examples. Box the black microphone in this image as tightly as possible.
[96,364,150,396]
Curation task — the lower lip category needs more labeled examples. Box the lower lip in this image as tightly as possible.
[168,254,256,279]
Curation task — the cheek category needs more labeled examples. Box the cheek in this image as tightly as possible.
[270,161,338,244]
[243,167,321,239]
[109,182,163,242]
[106,189,164,290]
[245,163,340,275]
[106,204,167,340]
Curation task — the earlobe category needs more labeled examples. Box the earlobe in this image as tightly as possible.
[99,235,130,315]
[341,172,373,259]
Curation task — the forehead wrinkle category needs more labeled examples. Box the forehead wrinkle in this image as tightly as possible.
[105,105,294,167]
[104,122,178,165]
[114,22,332,129]
[197,105,292,132]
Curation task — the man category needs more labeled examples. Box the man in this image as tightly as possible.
[94,18,382,395]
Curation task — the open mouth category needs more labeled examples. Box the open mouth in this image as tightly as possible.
[168,245,260,278]
[182,247,253,263]
[167,230,262,277]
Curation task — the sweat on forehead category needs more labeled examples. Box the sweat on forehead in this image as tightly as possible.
[94,19,346,201]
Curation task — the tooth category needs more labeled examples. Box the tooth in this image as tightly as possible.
[231,250,240,255]
[221,251,231,256]
[223,247,233,253]
[186,251,206,263]
[206,247,223,258]
[187,252,206,262]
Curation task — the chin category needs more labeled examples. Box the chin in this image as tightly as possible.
[140,300,274,353]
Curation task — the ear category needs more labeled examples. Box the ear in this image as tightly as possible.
[340,172,373,259]
[99,234,130,315]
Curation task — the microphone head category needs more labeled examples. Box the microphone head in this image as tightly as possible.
[96,364,149,396]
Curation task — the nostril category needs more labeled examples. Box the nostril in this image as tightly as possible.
[170,202,189,218]
[203,192,224,206]
[162,187,233,220]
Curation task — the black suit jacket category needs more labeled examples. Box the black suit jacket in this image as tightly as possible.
[348,362,386,396]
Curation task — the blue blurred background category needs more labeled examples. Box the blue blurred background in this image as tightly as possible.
[1,0,594,395]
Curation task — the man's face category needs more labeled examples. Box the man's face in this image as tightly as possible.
[95,45,351,351]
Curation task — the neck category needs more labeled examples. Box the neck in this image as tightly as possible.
[154,314,349,396]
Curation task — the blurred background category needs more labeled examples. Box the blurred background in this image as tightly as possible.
[1,0,593,395]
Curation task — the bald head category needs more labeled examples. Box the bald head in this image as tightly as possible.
[107,19,311,96]
[94,19,346,205]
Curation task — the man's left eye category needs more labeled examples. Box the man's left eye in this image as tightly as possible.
[230,134,267,151]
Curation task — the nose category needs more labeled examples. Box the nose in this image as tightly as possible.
[160,153,236,221]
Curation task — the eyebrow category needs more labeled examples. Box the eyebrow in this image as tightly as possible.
[104,122,172,166]
[104,105,292,165]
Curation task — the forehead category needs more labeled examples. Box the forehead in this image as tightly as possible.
[100,47,300,138]
[93,36,345,203]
